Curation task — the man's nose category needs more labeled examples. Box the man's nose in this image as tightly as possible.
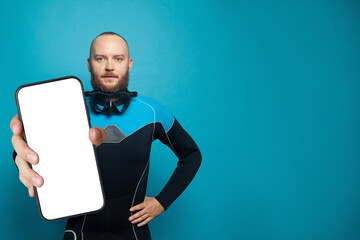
[105,60,114,71]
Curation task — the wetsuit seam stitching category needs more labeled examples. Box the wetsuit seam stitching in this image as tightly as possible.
[131,160,150,240]
[133,98,156,141]
[161,123,178,158]
[131,98,156,240]
[64,229,77,240]
[81,215,86,240]
[166,117,175,133]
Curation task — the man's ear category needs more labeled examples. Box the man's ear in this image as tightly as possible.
[128,58,133,72]
[87,58,91,72]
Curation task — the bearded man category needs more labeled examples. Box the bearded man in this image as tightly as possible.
[10,32,202,240]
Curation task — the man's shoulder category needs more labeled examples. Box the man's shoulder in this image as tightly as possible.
[133,95,160,106]
[133,95,166,112]
[133,95,174,131]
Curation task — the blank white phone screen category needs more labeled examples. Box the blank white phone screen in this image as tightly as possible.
[16,77,104,221]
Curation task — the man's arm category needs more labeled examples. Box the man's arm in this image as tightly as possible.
[129,117,201,227]
[153,118,202,210]
[129,98,201,227]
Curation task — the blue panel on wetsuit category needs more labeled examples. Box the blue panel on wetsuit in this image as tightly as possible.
[86,95,175,137]
[138,96,175,132]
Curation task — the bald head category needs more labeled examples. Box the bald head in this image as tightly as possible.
[89,32,130,59]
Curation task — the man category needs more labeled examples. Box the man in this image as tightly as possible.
[10,32,202,240]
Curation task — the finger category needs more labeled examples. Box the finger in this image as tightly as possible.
[28,186,35,197]
[19,174,35,197]
[130,203,145,212]
[129,209,147,221]
[12,135,39,165]
[10,114,23,136]
[89,127,107,147]
[131,213,149,224]
[138,217,152,227]
[16,155,43,188]
[19,174,32,189]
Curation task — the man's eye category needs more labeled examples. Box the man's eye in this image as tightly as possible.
[115,58,123,61]
[96,58,104,61]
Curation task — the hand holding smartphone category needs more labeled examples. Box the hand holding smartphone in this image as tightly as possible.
[15,76,105,221]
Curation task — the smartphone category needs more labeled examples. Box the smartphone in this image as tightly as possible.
[15,76,105,221]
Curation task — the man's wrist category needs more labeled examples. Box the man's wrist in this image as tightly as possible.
[154,196,167,211]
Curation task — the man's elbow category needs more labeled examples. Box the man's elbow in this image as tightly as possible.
[194,148,202,170]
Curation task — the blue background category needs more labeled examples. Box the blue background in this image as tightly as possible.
[1,0,359,239]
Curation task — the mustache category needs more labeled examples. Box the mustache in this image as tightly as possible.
[101,74,119,77]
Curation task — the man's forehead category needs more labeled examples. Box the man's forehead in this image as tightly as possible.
[91,34,129,56]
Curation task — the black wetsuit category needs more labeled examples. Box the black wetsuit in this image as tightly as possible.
[14,94,201,240]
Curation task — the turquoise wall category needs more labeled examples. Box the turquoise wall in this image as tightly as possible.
[1,0,359,239]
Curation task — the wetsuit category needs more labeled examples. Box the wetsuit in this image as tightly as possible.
[14,93,202,240]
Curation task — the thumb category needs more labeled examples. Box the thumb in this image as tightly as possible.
[89,127,107,147]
